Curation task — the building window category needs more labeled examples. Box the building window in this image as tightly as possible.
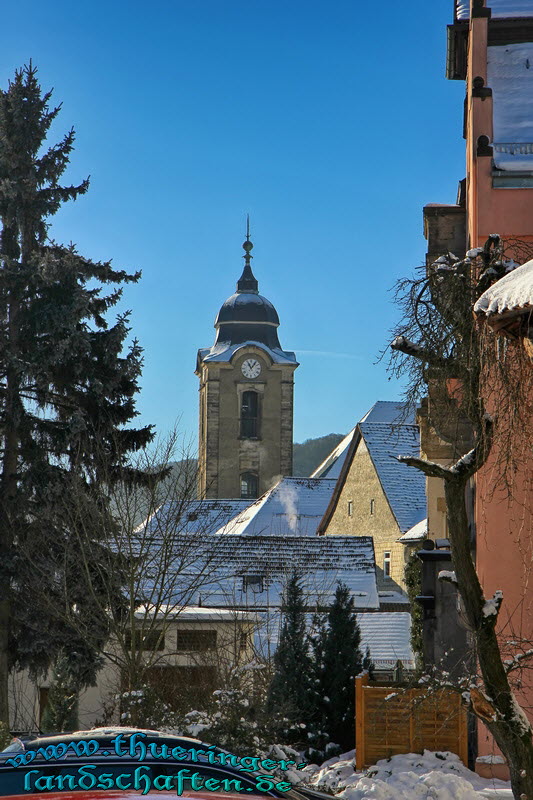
[240,632,248,651]
[125,629,165,651]
[240,471,258,499]
[241,391,259,438]
[176,630,217,652]
[383,551,391,579]
[348,500,353,517]
[243,574,264,593]
[370,498,375,515]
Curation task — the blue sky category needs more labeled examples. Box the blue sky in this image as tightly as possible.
[2,0,465,445]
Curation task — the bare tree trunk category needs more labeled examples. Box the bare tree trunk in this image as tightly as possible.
[401,436,533,800]
[0,295,21,728]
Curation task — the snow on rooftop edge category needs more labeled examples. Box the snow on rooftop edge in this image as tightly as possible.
[398,517,428,542]
[474,258,533,316]
[310,428,355,478]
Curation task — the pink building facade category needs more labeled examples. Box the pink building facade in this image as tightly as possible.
[438,0,533,774]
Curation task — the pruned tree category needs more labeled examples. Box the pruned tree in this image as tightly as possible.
[389,236,533,799]
[0,64,154,727]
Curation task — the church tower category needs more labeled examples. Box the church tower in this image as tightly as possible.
[196,226,298,499]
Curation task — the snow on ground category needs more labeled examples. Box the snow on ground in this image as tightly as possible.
[300,750,512,800]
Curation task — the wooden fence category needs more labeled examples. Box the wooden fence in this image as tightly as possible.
[355,673,468,770]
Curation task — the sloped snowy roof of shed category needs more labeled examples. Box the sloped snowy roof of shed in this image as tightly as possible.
[456,0,533,19]
[216,477,337,536]
[474,258,533,316]
[357,612,414,669]
[360,420,426,533]
[140,499,251,536]
[179,534,378,610]
[398,517,428,543]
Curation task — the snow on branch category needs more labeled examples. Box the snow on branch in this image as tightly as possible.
[449,447,476,475]
[482,590,503,621]
[504,649,533,674]
[396,454,451,480]
[390,336,456,370]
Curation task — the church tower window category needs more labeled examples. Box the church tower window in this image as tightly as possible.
[240,471,259,499]
[241,390,259,438]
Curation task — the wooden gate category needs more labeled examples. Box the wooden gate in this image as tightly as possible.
[355,673,468,770]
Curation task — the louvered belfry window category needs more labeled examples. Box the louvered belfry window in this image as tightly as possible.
[241,391,259,438]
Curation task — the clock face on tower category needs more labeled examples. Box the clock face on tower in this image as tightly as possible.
[241,358,261,379]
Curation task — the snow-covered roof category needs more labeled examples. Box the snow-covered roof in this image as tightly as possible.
[317,401,426,536]
[488,43,533,171]
[378,590,410,606]
[457,0,533,19]
[360,400,416,425]
[359,420,426,534]
[398,517,428,543]
[215,477,337,536]
[198,341,297,365]
[357,612,414,669]
[133,605,258,622]
[474,257,533,316]
[311,403,415,481]
[177,534,379,611]
[310,429,355,479]
[140,499,251,536]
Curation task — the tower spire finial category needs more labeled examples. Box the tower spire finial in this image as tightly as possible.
[237,214,258,293]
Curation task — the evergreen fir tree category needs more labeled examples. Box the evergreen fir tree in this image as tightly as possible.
[320,582,363,750]
[40,651,79,733]
[0,64,154,725]
[266,571,312,731]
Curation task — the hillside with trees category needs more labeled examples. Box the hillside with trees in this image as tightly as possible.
[293,433,345,476]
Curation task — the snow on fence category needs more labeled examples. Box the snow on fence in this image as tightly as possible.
[355,673,468,770]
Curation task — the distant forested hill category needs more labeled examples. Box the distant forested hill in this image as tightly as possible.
[292,433,345,477]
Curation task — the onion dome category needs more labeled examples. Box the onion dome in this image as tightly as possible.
[213,229,282,350]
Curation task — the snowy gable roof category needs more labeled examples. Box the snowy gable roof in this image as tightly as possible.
[488,43,533,171]
[360,400,416,425]
[360,421,426,533]
[140,499,251,536]
[456,0,533,19]
[310,430,355,479]
[317,401,426,535]
[216,477,337,536]
[357,612,414,669]
[474,258,533,318]
[311,402,415,481]
[181,534,379,610]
